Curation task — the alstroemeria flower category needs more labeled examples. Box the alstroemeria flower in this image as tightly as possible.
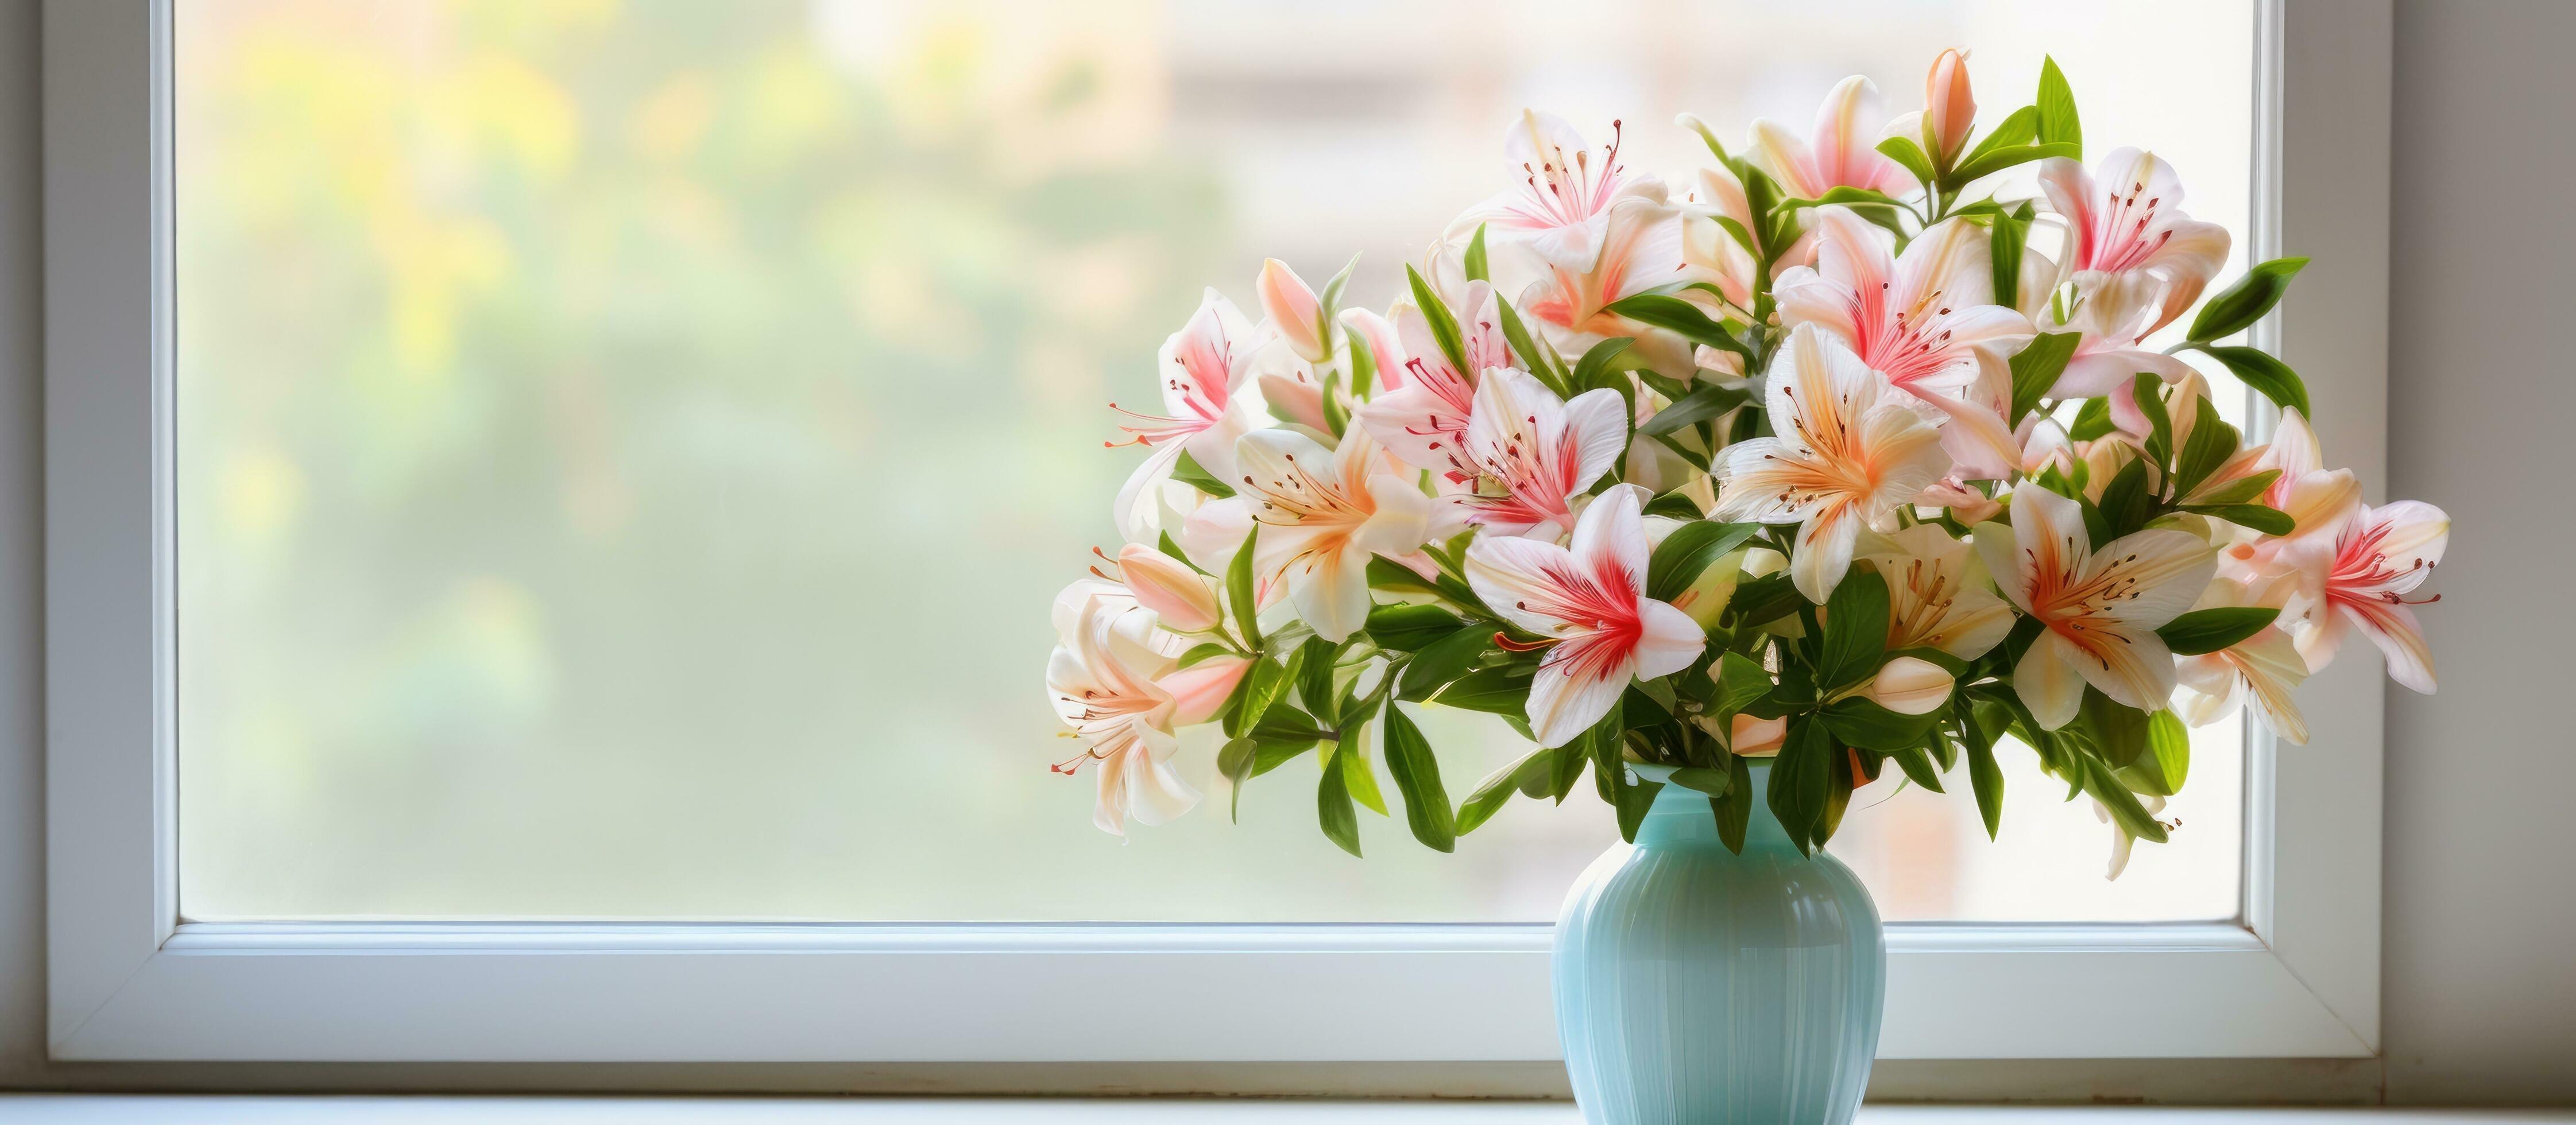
[1975,480,2217,727]
[1354,281,1513,483]
[1453,111,1656,272]
[2037,148,2231,336]
[2284,500,2449,694]
[1111,289,1264,542]
[2175,577,2311,745]
[1047,589,1198,836]
[1258,258,1333,363]
[2044,270,2197,408]
[1858,523,2016,660]
[1465,484,1705,748]
[1775,207,2032,475]
[1521,190,1691,350]
[1865,655,1955,715]
[1453,368,1629,540]
[1712,324,1952,602]
[1116,543,1223,634]
[1750,76,1915,199]
[1225,427,1436,644]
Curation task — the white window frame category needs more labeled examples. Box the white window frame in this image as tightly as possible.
[44,0,2391,1068]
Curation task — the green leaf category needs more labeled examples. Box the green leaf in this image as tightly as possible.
[1666,767,1732,797]
[2185,503,2296,537]
[1724,573,1803,630]
[1339,733,1388,816]
[1228,645,1300,739]
[2068,395,2117,442]
[2157,606,2280,655]
[1405,263,1469,379]
[1990,201,2033,312]
[1492,293,1564,391]
[1642,489,1707,521]
[1296,637,1343,726]
[1769,717,1834,855]
[1603,294,1753,360]
[2173,395,2242,499]
[1379,705,1456,851]
[1364,603,1466,652]
[1640,383,1750,437]
[1316,747,1363,857]
[1176,642,1235,669]
[1646,521,1759,602]
[1714,752,1753,854]
[1892,746,1946,793]
[2036,56,2082,154]
[1463,223,1490,285]
[1318,251,1362,325]
[1821,696,1944,751]
[2190,468,2279,507]
[2082,753,2169,845]
[1171,449,1237,499]
[2131,373,2175,466]
[1345,317,1377,401]
[1956,106,2037,170]
[1814,569,1891,690]
[1320,370,1350,437]
[1366,556,1448,598]
[1959,708,2005,840]
[1874,135,1936,185]
[1570,336,1636,397]
[1712,651,1774,719]
[2121,709,2192,797]
[1225,526,1262,651]
[1456,744,1552,835]
[1432,664,1534,716]
[1948,140,2082,187]
[2095,456,2155,540]
[2081,688,2151,769]
[1396,626,1492,702]
[2008,332,2082,423]
[2191,344,2311,417]
[2188,257,2309,343]
[1219,736,1258,823]
[1552,708,1618,803]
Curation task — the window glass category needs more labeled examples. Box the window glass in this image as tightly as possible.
[176,0,2254,922]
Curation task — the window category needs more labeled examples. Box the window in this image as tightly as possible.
[47,0,2392,1072]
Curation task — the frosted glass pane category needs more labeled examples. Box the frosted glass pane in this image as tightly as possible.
[175,0,2254,922]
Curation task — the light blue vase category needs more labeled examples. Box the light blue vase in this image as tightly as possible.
[1553,762,1885,1125]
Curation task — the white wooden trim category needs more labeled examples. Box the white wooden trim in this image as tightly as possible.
[44,0,2392,1068]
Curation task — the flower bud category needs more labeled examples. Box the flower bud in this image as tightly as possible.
[1730,713,1788,757]
[1670,548,1747,628]
[1118,543,1222,633]
[1161,655,1252,726]
[1339,308,1403,391]
[1867,655,1955,715]
[1258,258,1332,363]
[1925,49,1976,164]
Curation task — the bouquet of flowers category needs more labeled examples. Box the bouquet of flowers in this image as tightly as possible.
[1044,52,2448,875]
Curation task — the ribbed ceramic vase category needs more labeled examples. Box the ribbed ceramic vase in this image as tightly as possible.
[1553,762,1885,1125]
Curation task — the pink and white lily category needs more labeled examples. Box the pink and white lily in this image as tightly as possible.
[1860,523,2017,661]
[1220,427,1436,644]
[1712,324,1954,602]
[1751,76,1916,199]
[2036,148,2231,336]
[1519,190,1691,351]
[1046,588,1199,836]
[1774,206,2033,475]
[2175,576,2312,745]
[1453,368,1630,540]
[2284,500,2449,694]
[1464,484,1705,747]
[1453,111,1657,272]
[1354,280,1513,483]
[1976,479,2217,727]
[1111,289,1266,542]
[2043,269,2198,417]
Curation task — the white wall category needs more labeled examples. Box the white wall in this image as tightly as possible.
[0,0,2566,1104]
[2379,0,2576,1105]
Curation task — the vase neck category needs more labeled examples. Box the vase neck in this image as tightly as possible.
[1635,762,1796,848]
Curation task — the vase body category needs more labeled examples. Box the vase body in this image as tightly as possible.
[1553,763,1884,1125]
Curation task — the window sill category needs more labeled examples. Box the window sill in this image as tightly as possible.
[3,1098,2569,1123]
